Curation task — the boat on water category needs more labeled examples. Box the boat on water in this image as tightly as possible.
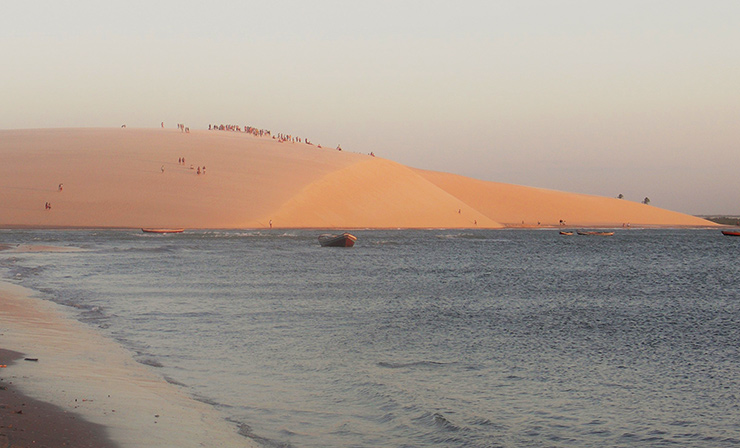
[577,230,614,236]
[559,231,574,236]
[318,233,357,247]
[721,230,740,237]
[141,228,185,234]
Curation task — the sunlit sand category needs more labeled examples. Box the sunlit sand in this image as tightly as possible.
[0,128,715,229]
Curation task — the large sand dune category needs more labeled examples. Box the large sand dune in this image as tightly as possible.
[0,128,715,229]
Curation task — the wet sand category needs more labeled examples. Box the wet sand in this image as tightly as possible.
[0,280,255,448]
[0,349,119,448]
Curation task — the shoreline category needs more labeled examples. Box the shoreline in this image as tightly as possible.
[0,349,119,448]
[0,280,256,448]
[0,224,726,231]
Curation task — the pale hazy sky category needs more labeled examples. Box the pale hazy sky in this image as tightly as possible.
[3,1,739,215]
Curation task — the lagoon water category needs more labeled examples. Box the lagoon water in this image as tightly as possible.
[2,229,739,447]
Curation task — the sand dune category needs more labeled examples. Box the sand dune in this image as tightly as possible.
[0,128,716,229]
[270,158,501,228]
[415,169,714,228]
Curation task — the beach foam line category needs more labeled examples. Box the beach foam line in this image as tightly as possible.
[0,280,256,448]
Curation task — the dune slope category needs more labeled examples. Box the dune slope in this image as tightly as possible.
[270,158,502,228]
[0,128,364,228]
[0,128,715,229]
[415,169,714,227]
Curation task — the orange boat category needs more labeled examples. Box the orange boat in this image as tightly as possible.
[721,230,740,237]
[141,228,185,234]
[318,233,357,247]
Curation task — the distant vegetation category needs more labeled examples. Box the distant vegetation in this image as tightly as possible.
[702,216,740,226]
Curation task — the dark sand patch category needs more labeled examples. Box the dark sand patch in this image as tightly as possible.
[0,348,119,448]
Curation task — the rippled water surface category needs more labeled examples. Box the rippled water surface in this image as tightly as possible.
[2,229,739,447]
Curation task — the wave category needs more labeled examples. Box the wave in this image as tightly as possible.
[114,246,178,254]
[369,240,402,246]
[435,233,507,241]
[137,357,164,368]
[62,301,112,324]
[377,360,449,369]
[163,375,187,387]
[200,231,300,239]
[412,412,463,432]
[235,422,294,448]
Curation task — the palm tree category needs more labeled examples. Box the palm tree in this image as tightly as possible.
[617,194,624,199]
[642,197,650,205]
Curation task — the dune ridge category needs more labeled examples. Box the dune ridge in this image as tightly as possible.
[0,128,716,229]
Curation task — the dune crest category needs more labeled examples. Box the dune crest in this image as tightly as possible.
[0,128,716,229]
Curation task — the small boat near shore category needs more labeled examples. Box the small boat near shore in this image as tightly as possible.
[141,228,185,234]
[559,231,574,235]
[577,230,614,236]
[318,233,357,247]
[721,230,740,237]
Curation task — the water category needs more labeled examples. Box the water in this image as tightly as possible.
[1,229,739,447]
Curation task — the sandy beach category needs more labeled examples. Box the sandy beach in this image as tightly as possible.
[0,276,255,448]
[0,128,716,229]
[1,348,118,448]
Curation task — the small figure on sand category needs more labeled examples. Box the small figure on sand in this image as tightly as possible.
[45,202,51,210]
[161,165,165,173]
[58,183,63,192]
[197,167,201,175]
[269,220,273,229]
[202,166,206,174]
